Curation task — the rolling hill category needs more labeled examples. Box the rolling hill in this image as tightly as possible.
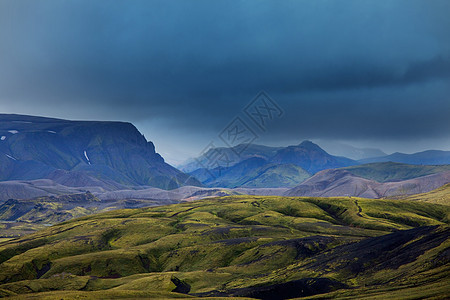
[285,169,450,198]
[403,183,450,205]
[0,195,448,299]
[340,161,450,182]
[0,191,187,240]
[0,114,200,189]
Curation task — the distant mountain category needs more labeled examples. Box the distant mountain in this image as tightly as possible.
[315,140,386,160]
[285,169,450,198]
[270,141,357,174]
[359,150,450,165]
[179,144,281,173]
[341,162,450,182]
[186,141,357,188]
[191,157,311,188]
[0,114,200,190]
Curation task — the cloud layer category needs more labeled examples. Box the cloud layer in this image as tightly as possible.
[0,0,449,163]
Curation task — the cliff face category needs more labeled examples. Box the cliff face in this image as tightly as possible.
[0,114,200,189]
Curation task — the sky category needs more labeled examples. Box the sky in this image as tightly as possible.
[0,0,449,165]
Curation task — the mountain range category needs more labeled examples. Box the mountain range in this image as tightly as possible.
[359,149,450,165]
[1,114,450,202]
[1,114,449,299]
[185,141,358,188]
[313,140,387,160]
[184,141,450,190]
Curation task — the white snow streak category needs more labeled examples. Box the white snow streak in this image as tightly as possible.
[0,136,5,141]
[5,154,16,160]
[8,130,18,134]
[84,150,91,165]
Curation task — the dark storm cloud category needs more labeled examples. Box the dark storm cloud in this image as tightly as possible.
[0,0,449,159]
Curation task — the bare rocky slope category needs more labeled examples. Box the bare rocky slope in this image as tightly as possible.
[285,169,450,198]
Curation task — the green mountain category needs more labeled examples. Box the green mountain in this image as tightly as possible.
[0,114,200,189]
[191,157,311,188]
[0,195,448,299]
[341,161,450,182]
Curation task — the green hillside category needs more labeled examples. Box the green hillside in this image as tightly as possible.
[403,183,450,205]
[239,163,311,188]
[341,162,450,182]
[192,157,311,188]
[0,195,449,299]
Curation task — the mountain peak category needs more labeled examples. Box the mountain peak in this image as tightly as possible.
[271,140,356,174]
[298,140,323,150]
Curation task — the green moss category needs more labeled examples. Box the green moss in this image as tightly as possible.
[0,195,449,299]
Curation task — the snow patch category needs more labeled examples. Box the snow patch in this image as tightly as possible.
[47,130,56,134]
[84,150,91,165]
[8,130,18,134]
[0,136,5,141]
[5,154,17,160]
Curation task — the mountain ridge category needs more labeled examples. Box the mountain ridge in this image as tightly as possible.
[0,114,200,190]
[185,140,358,188]
[285,169,450,198]
[359,149,450,165]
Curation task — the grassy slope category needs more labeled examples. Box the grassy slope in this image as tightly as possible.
[402,183,450,205]
[341,162,450,182]
[0,196,448,299]
[0,193,102,239]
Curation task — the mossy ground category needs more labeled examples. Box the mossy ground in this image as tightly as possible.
[0,195,448,299]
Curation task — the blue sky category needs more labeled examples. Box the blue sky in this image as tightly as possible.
[0,0,449,164]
